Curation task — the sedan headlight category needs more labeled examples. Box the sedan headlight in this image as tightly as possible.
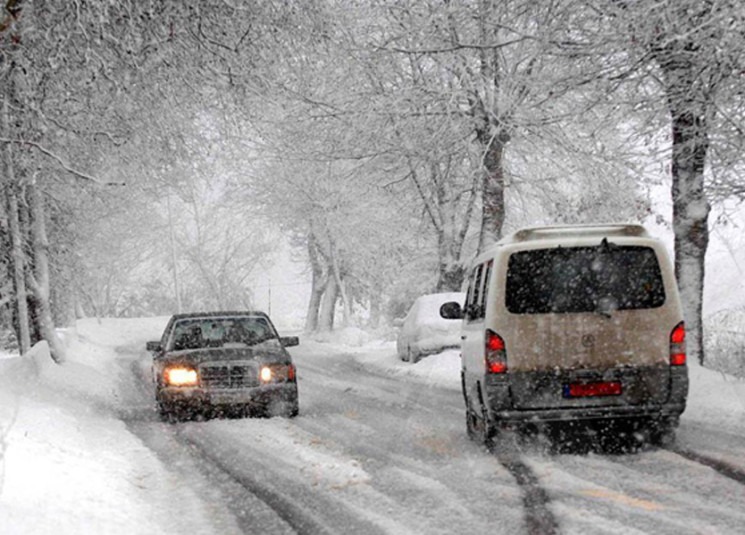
[260,366,273,382]
[259,364,296,383]
[164,366,199,386]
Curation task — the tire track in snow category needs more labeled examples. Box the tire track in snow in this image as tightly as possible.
[120,357,300,534]
[669,446,745,486]
[300,348,553,533]
[493,451,559,535]
[123,357,385,535]
[128,342,550,533]
[126,418,299,535]
[178,434,338,535]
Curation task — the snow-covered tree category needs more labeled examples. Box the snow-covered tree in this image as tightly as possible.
[592,0,745,364]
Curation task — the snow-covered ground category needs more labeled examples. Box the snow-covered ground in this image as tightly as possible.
[0,318,232,535]
[1,318,744,534]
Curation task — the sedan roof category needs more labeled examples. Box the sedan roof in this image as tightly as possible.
[169,311,270,320]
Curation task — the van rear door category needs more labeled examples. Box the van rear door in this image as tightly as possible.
[502,244,674,410]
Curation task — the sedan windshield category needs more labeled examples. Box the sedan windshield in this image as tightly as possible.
[168,317,276,350]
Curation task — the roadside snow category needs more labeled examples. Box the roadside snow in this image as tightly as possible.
[684,360,745,429]
[307,326,461,390]
[357,345,462,390]
[0,318,226,535]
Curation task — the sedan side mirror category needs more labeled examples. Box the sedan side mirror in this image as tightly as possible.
[146,341,162,352]
[280,336,299,347]
[439,301,464,320]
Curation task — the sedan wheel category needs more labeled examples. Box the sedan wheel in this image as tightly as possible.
[287,397,300,418]
[158,402,179,423]
[261,393,299,418]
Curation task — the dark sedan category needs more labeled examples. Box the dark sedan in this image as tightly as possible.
[146,311,299,421]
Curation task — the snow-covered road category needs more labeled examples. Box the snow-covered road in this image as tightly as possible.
[119,340,526,534]
[2,317,745,534]
[119,329,745,534]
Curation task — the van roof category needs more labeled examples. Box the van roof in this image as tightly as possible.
[502,224,649,245]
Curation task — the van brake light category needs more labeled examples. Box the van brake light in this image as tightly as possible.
[670,322,686,366]
[485,330,507,374]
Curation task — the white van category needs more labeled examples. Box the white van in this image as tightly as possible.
[440,224,688,445]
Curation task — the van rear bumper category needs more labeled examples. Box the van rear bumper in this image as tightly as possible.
[487,401,686,426]
[482,366,688,425]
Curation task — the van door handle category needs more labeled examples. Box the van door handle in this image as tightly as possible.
[461,336,466,340]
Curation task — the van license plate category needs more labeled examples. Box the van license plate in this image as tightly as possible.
[563,381,622,398]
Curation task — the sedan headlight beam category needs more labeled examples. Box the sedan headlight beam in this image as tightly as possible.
[259,364,296,383]
[164,366,199,387]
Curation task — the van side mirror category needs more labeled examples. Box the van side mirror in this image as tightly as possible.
[440,301,464,320]
[146,341,162,352]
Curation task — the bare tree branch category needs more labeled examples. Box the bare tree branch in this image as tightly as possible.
[0,137,123,185]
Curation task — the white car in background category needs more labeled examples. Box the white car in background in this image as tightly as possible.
[396,292,466,363]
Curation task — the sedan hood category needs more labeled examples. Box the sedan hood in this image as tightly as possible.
[159,341,290,366]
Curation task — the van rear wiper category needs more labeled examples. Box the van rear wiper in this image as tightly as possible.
[594,296,618,318]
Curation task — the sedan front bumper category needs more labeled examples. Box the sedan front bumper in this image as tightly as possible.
[157,382,297,408]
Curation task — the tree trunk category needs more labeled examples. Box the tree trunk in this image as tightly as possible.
[473,0,508,253]
[478,136,507,252]
[328,238,351,327]
[27,182,66,362]
[51,271,76,328]
[436,255,466,292]
[669,106,710,366]
[433,159,473,292]
[2,2,33,354]
[318,276,338,332]
[436,207,467,292]
[4,182,31,354]
[166,190,182,313]
[304,232,326,332]
[368,288,381,329]
[653,25,714,366]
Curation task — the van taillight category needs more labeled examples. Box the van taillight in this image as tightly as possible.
[670,322,686,366]
[485,329,507,374]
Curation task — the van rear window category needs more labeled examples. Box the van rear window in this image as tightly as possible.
[506,245,665,314]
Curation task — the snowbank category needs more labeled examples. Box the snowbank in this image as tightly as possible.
[0,318,225,535]
[355,345,462,390]
[308,326,375,347]
[302,332,462,390]
[684,361,745,428]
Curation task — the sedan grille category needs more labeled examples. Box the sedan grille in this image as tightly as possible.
[199,363,259,389]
